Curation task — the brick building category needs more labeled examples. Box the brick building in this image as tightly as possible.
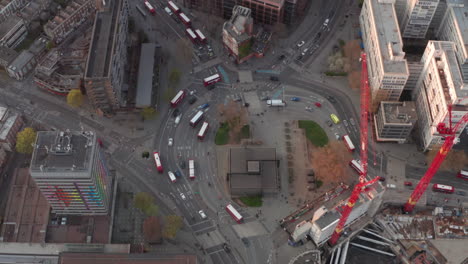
[0,105,23,152]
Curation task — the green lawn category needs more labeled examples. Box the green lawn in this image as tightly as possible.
[239,195,262,207]
[215,122,230,145]
[240,125,250,139]
[298,120,329,147]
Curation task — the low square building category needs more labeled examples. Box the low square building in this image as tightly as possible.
[227,147,279,197]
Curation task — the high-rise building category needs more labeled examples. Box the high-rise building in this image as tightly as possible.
[360,0,409,111]
[374,101,417,143]
[84,0,129,115]
[30,131,112,215]
[400,0,439,39]
[436,0,468,85]
[413,41,468,150]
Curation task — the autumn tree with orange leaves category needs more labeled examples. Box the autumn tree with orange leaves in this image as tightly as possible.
[217,100,248,144]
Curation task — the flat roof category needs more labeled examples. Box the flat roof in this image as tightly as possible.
[85,0,120,78]
[381,101,417,124]
[135,43,157,108]
[8,50,34,71]
[0,15,21,39]
[229,147,276,174]
[30,131,96,175]
[368,0,408,75]
[314,210,340,229]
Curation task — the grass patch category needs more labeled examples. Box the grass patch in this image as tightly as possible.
[298,120,329,147]
[215,122,230,145]
[316,180,323,189]
[240,125,250,139]
[324,71,348,76]
[239,195,262,207]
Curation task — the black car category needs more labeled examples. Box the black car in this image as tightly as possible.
[278,55,285,61]
[188,97,197,104]
[270,76,279,81]
[326,96,337,104]
[241,238,250,246]
[207,85,216,90]
[172,108,180,117]
[175,170,182,177]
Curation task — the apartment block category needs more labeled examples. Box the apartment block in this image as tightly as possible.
[44,0,96,44]
[436,0,468,85]
[0,105,23,151]
[0,0,27,23]
[30,131,112,215]
[0,15,27,49]
[413,41,468,150]
[222,6,254,63]
[360,0,409,111]
[84,0,129,115]
[401,0,439,39]
[374,101,417,143]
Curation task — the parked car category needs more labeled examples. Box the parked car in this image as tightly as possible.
[199,210,207,219]
[290,97,300,102]
[180,193,186,200]
[188,97,197,104]
[168,138,173,146]
[297,41,305,47]
[198,103,210,109]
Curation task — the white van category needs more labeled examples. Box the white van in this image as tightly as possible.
[175,115,181,125]
[386,184,396,189]
[164,7,173,16]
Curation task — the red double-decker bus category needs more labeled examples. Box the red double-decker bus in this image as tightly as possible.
[144,1,156,14]
[168,1,180,13]
[226,204,243,223]
[188,159,195,179]
[432,183,455,194]
[170,90,186,107]
[178,12,191,27]
[342,135,355,152]
[190,111,204,127]
[203,74,221,87]
[186,28,197,43]
[197,122,209,140]
[457,170,468,180]
[153,152,163,173]
[194,29,206,43]
[349,159,364,175]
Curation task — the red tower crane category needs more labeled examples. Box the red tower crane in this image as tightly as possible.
[330,52,381,245]
[403,106,468,212]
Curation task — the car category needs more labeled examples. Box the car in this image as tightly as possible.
[334,133,340,140]
[278,55,285,60]
[175,170,182,177]
[456,191,466,196]
[61,217,67,225]
[343,120,349,127]
[189,90,196,95]
[330,114,340,124]
[175,115,182,125]
[305,106,314,112]
[301,48,309,56]
[188,97,197,104]
[297,41,305,47]
[198,103,210,109]
[297,55,303,60]
[323,18,329,27]
[326,120,333,127]
[290,97,300,102]
[270,76,279,81]
[326,96,337,104]
[223,243,231,253]
[172,108,180,117]
[315,102,322,107]
[404,181,413,186]
[241,237,250,246]
[168,138,173,146]
[180,193,186,200]
[199,210,207,219]
[350,118,356,126]
[179,160,186,169]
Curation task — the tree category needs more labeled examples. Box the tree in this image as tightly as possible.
[46,41,54,50]
[140,107,157,120]
[16,127,37,154]
[145,204,159,216]
[67,89,83,108]
[143,216,162,244]
[168,69,182,88]
[134,192,154,212]
[311,141,352,185]
[217,100,248,144]
[175,38,192,63]
[162,215,183,239]
[426,148,468,172]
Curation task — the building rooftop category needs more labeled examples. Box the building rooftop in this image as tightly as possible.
[368,0,408,75]
[136,43,157,108]
[28,36,48,56]
[0,106,20,141]
[85,0,120,78]
[381,101,417,124]
[59,253,198,264]
[223,6,253,43]
[30,131,97,175]
[451,0,468,57]
[0,15,21,39]
[314,210,340,229]
[0,46,17,65]
[7,50,34,73]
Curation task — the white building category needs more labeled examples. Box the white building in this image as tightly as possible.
[360,0,409,111]
[436,0,468,85]
[413,41,468,150]
[400,0,439,39]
